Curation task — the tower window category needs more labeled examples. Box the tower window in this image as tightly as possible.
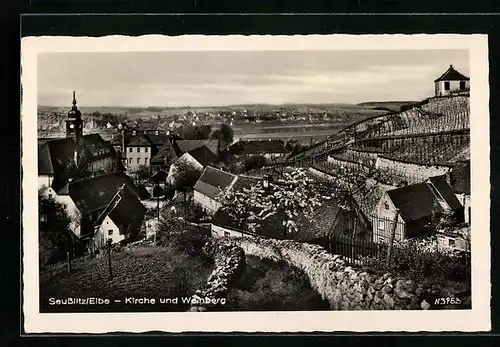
[460,81,466,90]
[129,148,132,152]
[137,147,140,153]
[145,147,148,152]
[384,202,389,210]
[444,81,450,90]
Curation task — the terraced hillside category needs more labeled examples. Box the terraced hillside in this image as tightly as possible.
[285,94,470,168]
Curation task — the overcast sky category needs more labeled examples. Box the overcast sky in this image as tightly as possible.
[37,50,469,107]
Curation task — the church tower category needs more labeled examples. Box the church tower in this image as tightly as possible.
[66,91,83,165]
[66,91,83,144]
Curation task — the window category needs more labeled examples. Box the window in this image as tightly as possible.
[145,147,148,152]
[378,237,385,243]
[137,158,140,164]
[129,147,132,152]
[145,158,148,165]
[137,147,140,153]
[378,220,385,230]
[48,193,52,199]
[444,81,450,90]
[448,238,455,247]
[128,158,132,164]
[460,81,466,90]
[224,231,230,237]
[384,202,389,210]
[108,230,113,236]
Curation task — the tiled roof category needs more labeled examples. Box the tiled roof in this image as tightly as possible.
[228,140,288,155]
[434,65,470,82]
[81,134,116,159]
[231,175,261,192]
[450,160,470,195]
[127,135,152,147]
[186,145,218,167]
[93,184,146,236]
[69,172,150,214]
[193,166,237,199]
[175,140,219,156]
[387,183,444,223]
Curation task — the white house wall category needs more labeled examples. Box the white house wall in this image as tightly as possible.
[96,215,123,248]
[212,224,246,238]
[373,192,406,244]
[193,190,221,214]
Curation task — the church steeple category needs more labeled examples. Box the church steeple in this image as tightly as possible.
[66,91,83,143]
[66,91,84,166]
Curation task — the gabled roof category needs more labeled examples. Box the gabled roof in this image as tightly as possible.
[434,65,470,82]
[186,145,218,167]
[69,172,150,214]
[127,135,152,147]
[81,134,116,159]
[427,175,462,211]
[93,184,146,234]
[231,175,261,192]
[386,177,462,224]
[387,183,442,223]
[174,140,219,156]
[193,166,237,200]
[228,140,288,155]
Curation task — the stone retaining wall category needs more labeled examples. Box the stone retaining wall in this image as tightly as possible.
[189,239,245,311]
[232,237,471,310]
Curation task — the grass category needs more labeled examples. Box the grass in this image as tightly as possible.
[220,255,330,311]
[39,245,214,312]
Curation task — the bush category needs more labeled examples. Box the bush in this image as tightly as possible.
[157,227,210,257]
[360,239,471,283]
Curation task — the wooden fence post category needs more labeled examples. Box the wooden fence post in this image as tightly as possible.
[386,209,401,269]
[107,239,113,281]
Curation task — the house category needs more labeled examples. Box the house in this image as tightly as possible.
[449,160,471,224]
[167,145,218,186]
[124,135,152,172]
[437,226,471,252]
[111,129,180,173]
[227,139,289,160]
[434,65,470,97]
[373,175,463,244]
[68,172,148,246]
[193,166,238,214]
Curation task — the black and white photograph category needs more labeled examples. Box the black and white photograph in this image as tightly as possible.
[22,35,490,333]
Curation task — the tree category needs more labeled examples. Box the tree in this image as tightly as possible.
[131,165,151,186]
[220,123,234,143]
[38,189,75,270]
[242,155,268,173]
[170,159,203,218]
[219,168,336,238]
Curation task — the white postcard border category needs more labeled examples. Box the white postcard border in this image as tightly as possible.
[22,34,491,333]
